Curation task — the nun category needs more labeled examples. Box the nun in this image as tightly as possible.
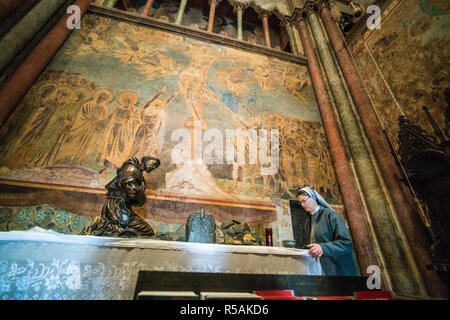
[297,187,360,276]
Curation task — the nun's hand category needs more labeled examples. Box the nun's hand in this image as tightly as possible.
[306,244,323,258]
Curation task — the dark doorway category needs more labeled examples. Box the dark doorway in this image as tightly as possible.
[289,199,311,249]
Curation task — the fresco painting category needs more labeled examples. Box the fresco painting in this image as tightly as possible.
[0,13,342,206]
[351,0,449,141]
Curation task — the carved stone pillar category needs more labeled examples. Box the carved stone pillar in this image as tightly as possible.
[0,0,94,126]
[301,0,427,298]
[282,18,298,54]
[291,24,304,55]
[295,15,379,277]
[175,0,188,25]
[141,0,155,17]
[207,0,220,32]
[259,10,271,48]
[318,1,446,298]
[233,2,246,40]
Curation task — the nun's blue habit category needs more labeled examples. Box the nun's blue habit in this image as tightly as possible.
[301,187,361,276]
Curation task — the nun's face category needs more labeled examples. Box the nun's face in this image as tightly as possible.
[298,195,318,213]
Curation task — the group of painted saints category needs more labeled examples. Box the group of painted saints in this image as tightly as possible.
[0,72,177,172]
[226,104,337,198]
[0,70,338,202]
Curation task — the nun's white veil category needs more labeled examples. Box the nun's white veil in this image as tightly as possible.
[299,187,332,209]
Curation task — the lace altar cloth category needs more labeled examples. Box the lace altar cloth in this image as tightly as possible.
[0,227,322,300]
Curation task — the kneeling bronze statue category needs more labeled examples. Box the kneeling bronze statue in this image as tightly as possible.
[83,156,160,237]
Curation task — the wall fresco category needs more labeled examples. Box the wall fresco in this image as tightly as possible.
[0,13,341,207]
[350,0,449,143]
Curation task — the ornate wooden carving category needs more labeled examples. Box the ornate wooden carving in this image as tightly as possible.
[397,96,450,291]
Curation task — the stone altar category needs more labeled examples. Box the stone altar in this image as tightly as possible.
[0,227,322,300]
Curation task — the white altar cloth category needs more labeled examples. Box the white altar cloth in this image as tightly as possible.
[0,228,322,300]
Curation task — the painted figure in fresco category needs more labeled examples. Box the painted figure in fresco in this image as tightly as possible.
[66,88,114,165]
[281,121,306,187]
[283,66,310,104]
[164,45,247,199]
[279,138,303,191]
[96,91,141,169]
[83,156,160,237]
[132,87,178,159]
[228,105,266,196]
[0,71,101,169]
[262,114,337,197]
[165,117,238,200]
[224,106,338,199]
[178,45,237,123]
[297,187,360,276]
[216,67,253,98]
[15,85,72,167]
[0,83,56,164]
[38,86,104,167]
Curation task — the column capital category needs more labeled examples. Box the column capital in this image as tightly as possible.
[316,0,331,11]
[292,2,315,22]
[291,9,302,23]
[208,0,221,6]
[292,0,330,22]
[280,16,293,28]
[258,10,271,20]
[232,1,247,14]
[303,2,318,16]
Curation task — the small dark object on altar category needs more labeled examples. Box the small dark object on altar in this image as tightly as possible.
[282,240,296,248]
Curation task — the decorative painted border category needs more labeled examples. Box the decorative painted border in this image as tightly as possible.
[0,179,276,211]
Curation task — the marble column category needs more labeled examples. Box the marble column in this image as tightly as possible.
[141,0,155,17]
[0,0,68,74]
[319,3,445,297]
[175,0,188,25]
[284,19,298,55]
[0,0,94,126]
[207,0,219,33]
[233,2,245,40]
[304,4,427,298]
[293,26,304,55]
[296,17,379,275]
[103,0,118,8]
[260,11,271,48]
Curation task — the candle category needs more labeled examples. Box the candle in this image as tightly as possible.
[265,228,273,246]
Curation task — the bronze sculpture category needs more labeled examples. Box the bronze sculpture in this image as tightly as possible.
[83,156,160,237]
[220,218,261,245]
[185,208,216,244]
